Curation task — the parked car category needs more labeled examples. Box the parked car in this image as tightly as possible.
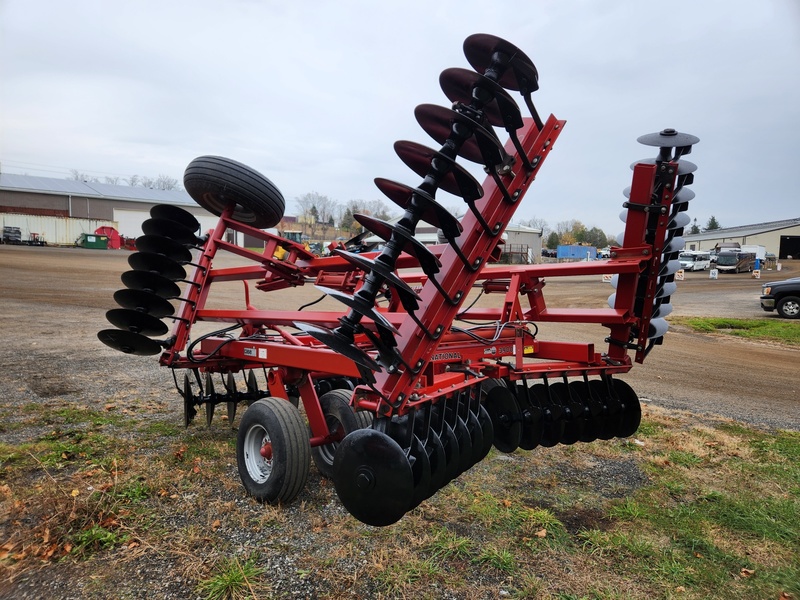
[760,277,800,319]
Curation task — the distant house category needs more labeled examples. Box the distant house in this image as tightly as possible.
[683,217,800,259]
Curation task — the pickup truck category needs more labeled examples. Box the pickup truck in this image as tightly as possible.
[760,277,800,319]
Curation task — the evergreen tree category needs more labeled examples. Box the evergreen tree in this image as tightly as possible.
[704,215,721,231]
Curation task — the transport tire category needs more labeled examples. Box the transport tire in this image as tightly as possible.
[184,155,285,229]
[237,398,310,504]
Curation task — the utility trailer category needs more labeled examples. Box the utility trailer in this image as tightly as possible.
[99,34,699,526]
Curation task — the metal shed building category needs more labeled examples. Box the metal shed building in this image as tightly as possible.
[0,173,218,245]
[683,217,800,260]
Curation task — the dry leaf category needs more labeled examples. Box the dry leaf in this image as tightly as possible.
[192,465,201,474]
[70,489,80,497]
[211,519,221,530]
[174,446,187,460]
[43,528,50,543]
[502,499,512,508]
[63,543,72,554]
[675,586,686,593]
[694,552,703,558]
[127,541,140,549]
[779,592,792,599]
[740,567,755,578]
[534,529,547,538]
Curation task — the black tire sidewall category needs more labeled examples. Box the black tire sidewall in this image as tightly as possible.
[184,155,285,229]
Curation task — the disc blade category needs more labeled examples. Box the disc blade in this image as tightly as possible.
[332,429,414,527]
[150,204,200,232]
[484,385,521,453]
[413,103,506,166]
[353,214,441,276]
[463,33,540,93]
[394,140,484,201]
[113,288,175,318]
[135,234,193,263]
[294,322,381,372]
[439,67,524,130]
[373,177,463,238]
[613,379,642,438]
[141,218,200,246]
[97,329,162,355]
[332,249,420,302]
[315,285,399,335]
[105,308,169,336]
[127,251,187,281]
[630,158,698,176]
[637,129,699,148]
[121,270,181,298]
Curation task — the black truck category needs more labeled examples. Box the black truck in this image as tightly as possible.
[760,277,800,319]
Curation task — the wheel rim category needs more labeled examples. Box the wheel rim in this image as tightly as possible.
[783,300,800,317]
[243,423,272,483]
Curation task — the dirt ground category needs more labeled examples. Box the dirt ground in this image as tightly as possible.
[1,243,796,433]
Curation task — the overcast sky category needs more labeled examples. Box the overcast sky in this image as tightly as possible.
[1,0,798,234]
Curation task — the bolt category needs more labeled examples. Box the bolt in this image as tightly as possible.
[660,128,677,136]
[356,469,374,489]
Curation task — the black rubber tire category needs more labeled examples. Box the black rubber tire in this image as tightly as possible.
[311,389,360,479]
[777,296,800,319]
[354,410,374,429]
[236,398,310,504]
[184,155,285,229]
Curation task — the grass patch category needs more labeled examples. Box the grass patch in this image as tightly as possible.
[196,555,265,600]
[671,316,800,345]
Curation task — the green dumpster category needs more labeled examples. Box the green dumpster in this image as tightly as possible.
[77,233,109,249]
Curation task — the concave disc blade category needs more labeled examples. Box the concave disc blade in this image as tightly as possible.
[512,384,542,451]
[373,177,463,238]
[476,403,494,460]
[105,308,168,336]
[408,435,432,510]
[97,329,162,356]
[439,420,461,484]
[353,214,441,276]
[422,428,447,497]
[332,428,414,527]
[413,104,505,166]
[394,140,484,201]
[332,249,420,303]
[465,409,485,467]
[113,288,175,318]
[141,218,199,246]
[637,129,699,148]
[439,67,524,130]
[550,382,583,445]
[128,252,187,281]
[570,380,602,443]
[613,379,642,438]
[590,379,622,440]
[630,158,697,176]
[121,270,181,298]
[484,385,521,453]
[135,234,193,263]
[315,285,399,336]
[530,383,564,448]
[448,410,473,474]
[150,204,200,232]
[294,322,381,372]
[463,33,539,93]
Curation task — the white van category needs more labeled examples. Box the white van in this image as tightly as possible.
[678,251,711,271]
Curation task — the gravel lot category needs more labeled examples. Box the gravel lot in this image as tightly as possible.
[0,243,798,598]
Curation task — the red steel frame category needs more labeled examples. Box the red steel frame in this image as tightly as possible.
[155,114,678,447]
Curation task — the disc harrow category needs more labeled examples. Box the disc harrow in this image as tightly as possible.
[98,34,699,526]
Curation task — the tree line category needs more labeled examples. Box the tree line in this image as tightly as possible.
[68,170,180,191]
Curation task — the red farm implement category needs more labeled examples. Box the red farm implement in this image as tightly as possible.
[99,34,698,526]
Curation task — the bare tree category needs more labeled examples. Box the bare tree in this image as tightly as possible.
[154,174,179,190]
[127,175,141,187]
[67,169,98,182]
[104,176,121,185]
